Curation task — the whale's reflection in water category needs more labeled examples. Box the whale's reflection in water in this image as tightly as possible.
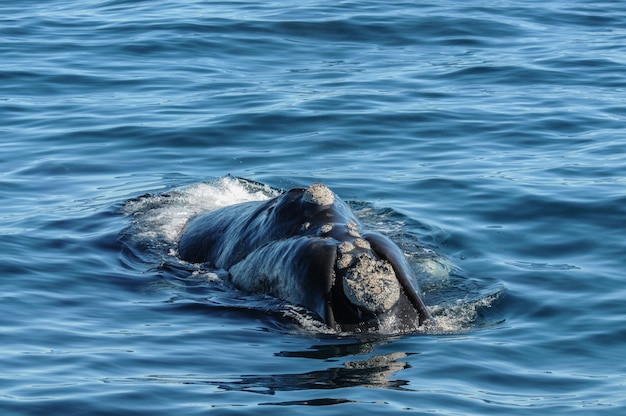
[224,350,413,396]
[104,339,417,407]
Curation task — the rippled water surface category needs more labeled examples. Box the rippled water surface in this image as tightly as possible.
[2,0,625,414]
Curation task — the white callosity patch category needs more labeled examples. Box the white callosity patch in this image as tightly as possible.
[336,241,355,269]
[320,223,333,235]
[302,183,334,206]
[342,254,400,314]
[353,238,370,250]
[346,220,360,238]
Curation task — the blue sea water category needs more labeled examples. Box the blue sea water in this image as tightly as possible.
[2,0,625,414]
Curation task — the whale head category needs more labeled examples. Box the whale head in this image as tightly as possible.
[286,184,434,332]
[178,182,433,333]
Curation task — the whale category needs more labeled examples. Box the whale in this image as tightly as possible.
[177,183,433,333]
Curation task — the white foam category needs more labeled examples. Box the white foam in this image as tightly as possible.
[123,176,275,245]
[426,291,503,334]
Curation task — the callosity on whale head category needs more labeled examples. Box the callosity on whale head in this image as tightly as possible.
[177,183,433,333]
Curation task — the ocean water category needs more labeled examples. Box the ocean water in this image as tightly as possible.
[2,0,625,414]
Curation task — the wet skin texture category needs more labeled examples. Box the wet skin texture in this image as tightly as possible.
[178,184,432,333]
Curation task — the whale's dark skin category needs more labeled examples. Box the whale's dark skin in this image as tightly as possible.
[178,183,433,332]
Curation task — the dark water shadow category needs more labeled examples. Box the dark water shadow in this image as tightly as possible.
[105,338,418,403]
